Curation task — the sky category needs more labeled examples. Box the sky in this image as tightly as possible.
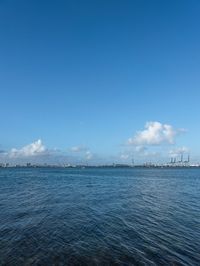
[0,0,200,164]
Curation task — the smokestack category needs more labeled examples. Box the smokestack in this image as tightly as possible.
[181,154,183,163]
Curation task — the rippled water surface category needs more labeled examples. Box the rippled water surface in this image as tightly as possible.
[0,168,200,265]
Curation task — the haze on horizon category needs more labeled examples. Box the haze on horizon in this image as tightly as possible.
[1,0,200,164]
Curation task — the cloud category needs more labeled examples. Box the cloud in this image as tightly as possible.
[70,146,88,152]
[135,146,147,153]
[128,121,183,146]
[9,139,47,158]
[70,145,94,160]
[85,150,93,160]
[120,154,130,160]
[0,141,97,164]
[169,146,189,157]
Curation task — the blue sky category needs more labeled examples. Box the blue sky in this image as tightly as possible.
[0,0,200,164]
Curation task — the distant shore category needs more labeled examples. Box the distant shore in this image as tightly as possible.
[0,164,200,169]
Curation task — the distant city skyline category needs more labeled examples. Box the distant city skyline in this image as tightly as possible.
[1,1,200,164]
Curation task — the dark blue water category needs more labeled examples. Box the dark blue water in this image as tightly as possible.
[0,168,200,265]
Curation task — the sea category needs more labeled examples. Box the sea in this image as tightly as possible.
[0,167,200,265]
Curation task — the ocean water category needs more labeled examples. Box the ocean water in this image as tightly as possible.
[0,168,200,266]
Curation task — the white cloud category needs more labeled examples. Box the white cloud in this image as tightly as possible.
[70,146,88,152]
[70,145,93,160]
[169,146,189,157]
[0,141,97,164]
[9,139,47,158]
[128,121,183,146]
[120,154,130,160]
[135,146,147,153]
[85,150,93,160]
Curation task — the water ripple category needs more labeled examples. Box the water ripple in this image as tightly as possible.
[0,168,200,265]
